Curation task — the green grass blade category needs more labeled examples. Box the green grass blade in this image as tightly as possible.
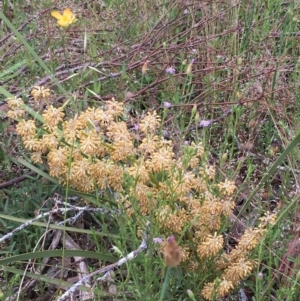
[0,11,68,96]
[22,103,45,123]
[1,266,91,292]
[0,87,13,99]
[12,157,58,184]
[0,60,26,80]
[238,132,300,218]
[0,250,117,266]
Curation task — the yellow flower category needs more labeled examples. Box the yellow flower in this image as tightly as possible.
[51,8,76,27]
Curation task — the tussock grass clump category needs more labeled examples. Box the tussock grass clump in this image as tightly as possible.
[7,93,276,300]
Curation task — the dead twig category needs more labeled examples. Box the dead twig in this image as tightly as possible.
[0,170,36,189]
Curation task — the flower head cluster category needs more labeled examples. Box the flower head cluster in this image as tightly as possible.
[201,217,276,300]
[8,95,276,300]
[31,86,50,102]
[6,97,25,119]
[42,105,65,129]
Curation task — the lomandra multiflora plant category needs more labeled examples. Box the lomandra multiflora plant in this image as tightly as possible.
[7,91,276,300]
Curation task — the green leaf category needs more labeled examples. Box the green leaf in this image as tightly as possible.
[0,250,117,266]
[12,157,58,184]
[1,266,90,292]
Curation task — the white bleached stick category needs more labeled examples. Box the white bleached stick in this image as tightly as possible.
[56,222,149,301]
